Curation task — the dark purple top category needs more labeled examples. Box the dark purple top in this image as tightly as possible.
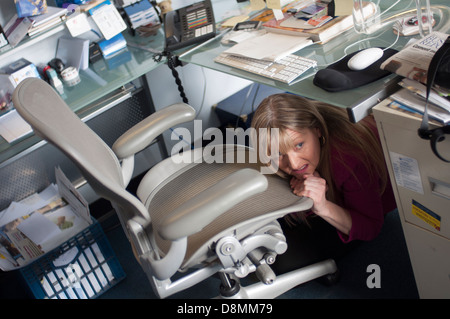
[330,120,397,243]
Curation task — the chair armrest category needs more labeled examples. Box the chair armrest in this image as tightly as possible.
[112,103,195,159]
[159,168,268,241]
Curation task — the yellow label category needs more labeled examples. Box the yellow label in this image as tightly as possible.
[412,200,441,231]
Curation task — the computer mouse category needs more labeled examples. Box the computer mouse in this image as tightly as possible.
[347,47,384,71]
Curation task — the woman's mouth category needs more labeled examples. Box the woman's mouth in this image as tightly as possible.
[292,164,308,176]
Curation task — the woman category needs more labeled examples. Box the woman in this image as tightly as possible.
[251,93,396,274]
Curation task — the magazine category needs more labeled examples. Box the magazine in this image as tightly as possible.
[389,88,450,124]
[380,31,449,86]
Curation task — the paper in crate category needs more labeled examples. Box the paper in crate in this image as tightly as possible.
[0,167,91,271]
[15,0,48,18]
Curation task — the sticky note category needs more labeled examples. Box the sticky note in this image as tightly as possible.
[266,0,281,10]
[334,0,354,16]
[250,0,266,11]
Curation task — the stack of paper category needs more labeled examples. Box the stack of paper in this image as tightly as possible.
[223,31,313,61]
[0,168,91,271]
[28,6,67,37]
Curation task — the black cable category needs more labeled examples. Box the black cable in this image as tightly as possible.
[163,51,189,104]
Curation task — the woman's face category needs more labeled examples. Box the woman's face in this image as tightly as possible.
[277,128,322,179]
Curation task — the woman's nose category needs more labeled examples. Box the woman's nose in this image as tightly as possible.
[286,152,303,170]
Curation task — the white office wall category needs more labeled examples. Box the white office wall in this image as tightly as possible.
[146,62,252,153]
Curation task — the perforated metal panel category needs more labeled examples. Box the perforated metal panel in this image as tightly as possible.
[0,88,154,211]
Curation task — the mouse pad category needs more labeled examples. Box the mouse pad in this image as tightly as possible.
[313,48,398,92]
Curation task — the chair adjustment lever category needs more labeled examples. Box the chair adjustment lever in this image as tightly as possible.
[248,252,276,285]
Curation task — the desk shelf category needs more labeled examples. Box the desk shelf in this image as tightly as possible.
[0,30,166,166]
[0,24,66,60]
[0,29,167,210]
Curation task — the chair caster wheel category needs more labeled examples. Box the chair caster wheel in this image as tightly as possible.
[317,269,340,286]
[220,278,240,297]
[219,273,241,297]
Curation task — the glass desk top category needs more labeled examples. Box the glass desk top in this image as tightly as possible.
[0,29,167,165]
[179,0,450,122]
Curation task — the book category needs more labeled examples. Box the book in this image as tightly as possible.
[29,6,67,27]
[380,31,449,87]
[28,16,66,37]
[399,78,450,113]
[259,1,376,43]
[3,15,32,47]
[264,14,351,43]
[26,6,67,37]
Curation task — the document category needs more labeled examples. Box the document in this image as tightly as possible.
[16,211,61,245]
[0,168,91,271]
[223,31,313,61]
[0,109,32,143]
[89,0,127,40]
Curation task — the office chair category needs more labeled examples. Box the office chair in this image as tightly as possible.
[12,78,338,299]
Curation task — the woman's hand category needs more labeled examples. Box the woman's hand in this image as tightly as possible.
[290,172,328,214]
[290,172,352,235]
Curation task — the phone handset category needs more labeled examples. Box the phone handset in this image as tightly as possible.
[164,10,181,49]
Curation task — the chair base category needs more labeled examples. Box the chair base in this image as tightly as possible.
[217,259,338,299]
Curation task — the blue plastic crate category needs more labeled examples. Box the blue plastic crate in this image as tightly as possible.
[20,218,125,299]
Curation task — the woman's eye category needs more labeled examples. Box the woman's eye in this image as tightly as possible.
[295,142,304,150]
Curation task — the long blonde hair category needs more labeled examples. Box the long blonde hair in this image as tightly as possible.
[251,93,387,204]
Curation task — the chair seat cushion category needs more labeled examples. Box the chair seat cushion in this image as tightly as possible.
[147,151,309,269]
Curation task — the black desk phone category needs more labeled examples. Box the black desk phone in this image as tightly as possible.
[164,0,216,51]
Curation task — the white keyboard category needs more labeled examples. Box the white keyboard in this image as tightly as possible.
[214,53,317,84]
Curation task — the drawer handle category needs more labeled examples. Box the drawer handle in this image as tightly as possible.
[429,177,450,200]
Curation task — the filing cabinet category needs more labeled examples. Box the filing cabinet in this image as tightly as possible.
[373,99,450,298]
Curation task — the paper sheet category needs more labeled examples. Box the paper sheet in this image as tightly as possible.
[250,0,266,11]
[0,110,32,143]
[16,212,61,245]
[89,1,126,40]
[222,15,250,28]
[266,0,281,10]
[223,32,313,61]
[334,0,354,16]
